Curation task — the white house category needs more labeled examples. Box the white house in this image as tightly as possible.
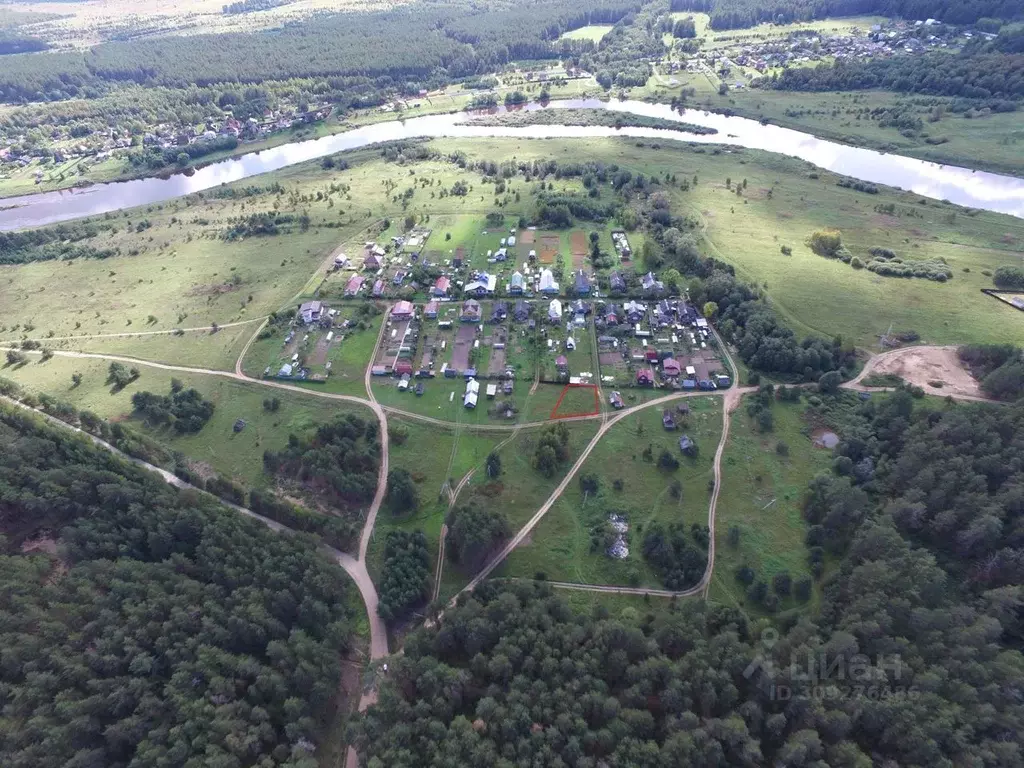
[548,299,563,322]
[464,378,480,409]
[539,268,559,293]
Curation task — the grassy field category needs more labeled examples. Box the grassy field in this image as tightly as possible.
[500,396,721,588]
[446,419,600,597]
[708,395,833,614]
[560,24,614,42]
[0,353,368,486]
[38,324,259,371]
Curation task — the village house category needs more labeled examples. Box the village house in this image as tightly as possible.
[663,411,676,430]
[609,391,624,409]
[679,435,697,456]
[624,300,646,324]
[509,272,525,295]
[548,298,563,323]
[596,303,618,327]
[345,275,365,297]
[513,299,531,322]
[372,279,385,298]
[490,302,508,323]
[642,272,664,296]
[465,273,497,296]
[636,368,655,387]
[662,358,682,378]
[298,300,324,325]
[432,276,450,297]
[609,271,627,293]
[363,252,383,271]
[574,270,591,296]
[461,299,482,323]
[539,268,559,294]
[555,355,569,375]
[464,378,480,409]
[424,300,439,319]
[391,301,414,321]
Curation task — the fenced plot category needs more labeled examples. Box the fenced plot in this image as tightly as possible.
[451,323,477,371]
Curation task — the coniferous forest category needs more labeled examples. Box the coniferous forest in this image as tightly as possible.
[0,405,353,768]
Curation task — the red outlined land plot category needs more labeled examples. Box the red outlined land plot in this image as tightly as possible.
[550,383,601,419]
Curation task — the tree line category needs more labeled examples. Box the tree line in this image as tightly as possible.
[763,46,1024,101]
[671,0,1023,30]
[0,404,355,768]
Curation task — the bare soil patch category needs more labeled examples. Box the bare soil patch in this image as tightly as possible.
[519,229,536,245]
[866,346,982,398]
[570,230,588,256]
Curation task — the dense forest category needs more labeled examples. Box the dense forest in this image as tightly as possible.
[0,0,637,103]
[763,45,1024,101]
[671,0,1024,30]
[0,404,354,767]
[352,391,1024,766]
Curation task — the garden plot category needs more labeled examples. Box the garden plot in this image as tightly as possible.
[538,317,596,384]
[570,230,590,269]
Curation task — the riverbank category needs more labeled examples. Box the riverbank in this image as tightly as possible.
[694,89,1024,180]
[462,107,717,135]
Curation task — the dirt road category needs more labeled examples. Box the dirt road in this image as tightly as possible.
[846,344,988,400]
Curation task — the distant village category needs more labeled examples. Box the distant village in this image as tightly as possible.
[670,18,992,87]
[0,101,333,181]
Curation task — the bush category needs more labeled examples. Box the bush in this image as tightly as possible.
[808,229,843,258]
[993,265,1024,289]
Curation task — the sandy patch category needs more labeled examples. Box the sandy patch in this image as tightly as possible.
[864,346,982,398]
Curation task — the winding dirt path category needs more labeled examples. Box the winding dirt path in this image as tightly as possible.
[5,317,267,345]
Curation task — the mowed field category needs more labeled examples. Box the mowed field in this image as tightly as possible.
[559,24,614,42]
[500,396,722,588]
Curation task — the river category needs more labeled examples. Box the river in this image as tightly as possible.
[1,98,1022,231]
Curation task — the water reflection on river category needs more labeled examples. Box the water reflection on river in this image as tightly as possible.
[1,98,1021,231]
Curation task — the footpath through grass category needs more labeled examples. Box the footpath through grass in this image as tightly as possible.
[500,396,722,588]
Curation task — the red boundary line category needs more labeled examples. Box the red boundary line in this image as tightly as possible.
[550,383,601,420]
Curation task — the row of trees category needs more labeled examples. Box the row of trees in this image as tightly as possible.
[958,343,1024,400]
[0,404,354,767]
